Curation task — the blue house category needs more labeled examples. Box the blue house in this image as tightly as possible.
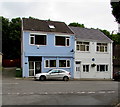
[21,18,75,77]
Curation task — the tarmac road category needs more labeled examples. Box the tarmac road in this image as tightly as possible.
[1,68,119,106]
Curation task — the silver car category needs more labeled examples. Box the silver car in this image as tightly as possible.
[34,69,71,81]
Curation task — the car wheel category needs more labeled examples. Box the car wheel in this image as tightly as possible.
[63,76,69,81]
[40,76,46,81]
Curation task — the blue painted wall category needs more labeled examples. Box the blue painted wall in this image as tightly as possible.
[22,31,75,77]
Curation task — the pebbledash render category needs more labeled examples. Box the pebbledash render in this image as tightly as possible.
[21,18,75,78]
[21,18,113,79]
[70,27,113,79]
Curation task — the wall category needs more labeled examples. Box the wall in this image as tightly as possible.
[22,31,75,77]
[74,41,113,79]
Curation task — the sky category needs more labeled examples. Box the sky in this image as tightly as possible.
[0,0,118,33]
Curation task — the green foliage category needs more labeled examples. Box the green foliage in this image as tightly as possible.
[69,22,85,28]
[111,2,120,24]
[100,29,120,45]
[2,17,21,59]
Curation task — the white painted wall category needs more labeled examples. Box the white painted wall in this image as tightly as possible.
[0,55,2,68]
[74,41,113,79]
[118,23,120,33]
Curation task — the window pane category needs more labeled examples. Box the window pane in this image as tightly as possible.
[100,46,104,52]
[86,46,89,51]
[106,65,108,71]
[105,47,107,52]
[84,42,89,45]
[59,60,66,67]
[80,45,85,51]
[83,65,85,72]
[100,65,105,71]
[76,45,79,51]
[29,70,34,76]
[86,65,89,72]
[35,35,46,45]
[66,38,70,46]
[67,60,70,67]
[50,60,56,67]
[97,46,99,51]
[77,41,82,44]
[56,36,65,46]
[45,60,49,67]
[29,61,34,69]
[30,37,34,44]
[97,65,99,71]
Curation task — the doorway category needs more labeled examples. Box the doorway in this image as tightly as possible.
[74,61,81,78]
[29,61,41,76]
[28,57,42,77]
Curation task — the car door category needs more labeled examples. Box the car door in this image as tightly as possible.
[58,70,65,78]
[48,69,59,79]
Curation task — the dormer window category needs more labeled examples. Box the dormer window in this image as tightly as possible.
[49,25,55,29]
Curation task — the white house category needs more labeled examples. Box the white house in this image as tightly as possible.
[70,27,113,79]
[0,52,2,68]
[118,23,120,33]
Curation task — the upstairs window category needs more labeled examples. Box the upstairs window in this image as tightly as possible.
[30,34,46,45]
[96,43,108,52]
[76,41,89,51]
[55,36,70,46]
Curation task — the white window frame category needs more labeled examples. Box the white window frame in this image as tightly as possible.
[76,41,89,52]
[97,64,108,72]
[96,43,108,53]
[55,36,70,47]
[29,34,47,46]
[45,60,56,68]
[66,37,70,47]
[59,60,70,68]
[30,35,35,45]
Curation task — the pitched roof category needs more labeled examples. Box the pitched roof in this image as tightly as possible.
[70,26,112,42]
[0,52,2,55]
[22,18,74,34]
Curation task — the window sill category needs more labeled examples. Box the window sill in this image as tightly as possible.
[29,44,47,46]
[76,51,90,53]
[96,52,109,54]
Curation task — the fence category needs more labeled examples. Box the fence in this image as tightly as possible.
[2,59,21,67]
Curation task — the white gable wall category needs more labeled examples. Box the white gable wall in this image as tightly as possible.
[74,41,113,79]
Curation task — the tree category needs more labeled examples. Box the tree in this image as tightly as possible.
[69,22,85,28]
[2,17,21,59]
[111,2,120,24]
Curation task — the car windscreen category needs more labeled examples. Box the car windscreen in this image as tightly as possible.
[47,69,53,73]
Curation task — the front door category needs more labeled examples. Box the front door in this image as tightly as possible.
[35,62,41,74]
[29,61,41,77]
[74,61,81,79]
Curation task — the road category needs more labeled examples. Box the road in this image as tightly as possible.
[2,76,119,106]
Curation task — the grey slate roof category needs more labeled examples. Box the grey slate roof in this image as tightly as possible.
[70,26,112,43]
[0,52,2,55]
[22,18,74,34]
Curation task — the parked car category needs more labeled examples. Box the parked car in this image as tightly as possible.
[113,71,120,81]
[34,69,71,81]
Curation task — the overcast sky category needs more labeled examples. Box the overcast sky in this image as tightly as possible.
[0,0,118,33]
